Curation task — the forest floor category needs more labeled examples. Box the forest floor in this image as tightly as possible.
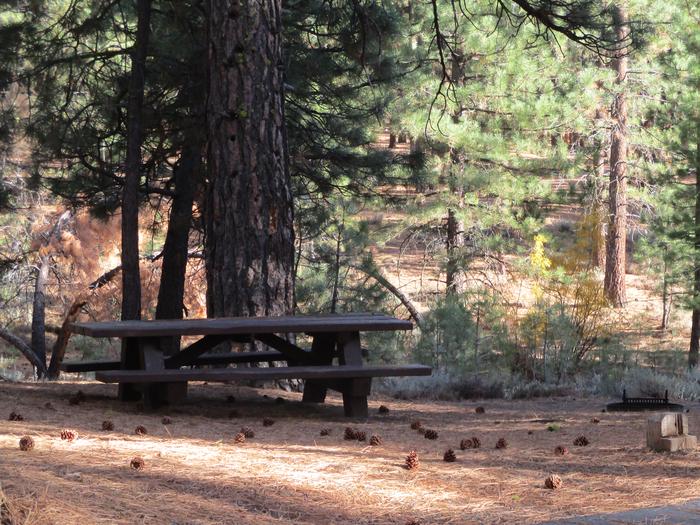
[2,380,700,524]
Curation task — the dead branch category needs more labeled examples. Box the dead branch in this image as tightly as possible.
[0,326,46,375]
[354,265,424,329]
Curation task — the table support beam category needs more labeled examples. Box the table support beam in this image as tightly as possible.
[302,333,336,403]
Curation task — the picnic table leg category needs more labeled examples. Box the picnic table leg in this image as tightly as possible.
[341,378,371,418]
[302,333,335,403]
[139,338,187,409]
[118,337,142,402]
[337,331,369,419]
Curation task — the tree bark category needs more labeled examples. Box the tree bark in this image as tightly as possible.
[30,255,49,376]
[205,0,294,318]
[155,147,199,355]
[121,0,151,321]
[604,4,629,307]
[46,300,87,379]
[689,127,700,367]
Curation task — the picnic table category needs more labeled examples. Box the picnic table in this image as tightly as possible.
[65,313,431,417]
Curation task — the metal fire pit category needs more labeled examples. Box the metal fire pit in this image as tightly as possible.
[606,389,685,412]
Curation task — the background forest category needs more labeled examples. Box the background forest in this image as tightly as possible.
[0,0,699,400]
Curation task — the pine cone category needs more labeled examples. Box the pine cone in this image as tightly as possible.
[344,427,357,440]
[130,457,145,470]
[417,427,427,435]
[471,437,481,448]
[19,436,34,451]
[101,420,114,431]
[355,431,367,442]
[8,411,24,421]
[234,432,246,444]
[320,428,331,436]
[60,429,77,441]
[590,417,600,424]
[369,435,382,446]
[475,406,485,414]
[495,437,508,449]
[410,420,422,430]
[554,445,569,456]
[378,405,390,414]
[573,435,589,447]
[443,448,457,462]
[161,416,172,425]
[424,429,438,440]
[69,390,86,405]
[240,427,255,438]
[544,474,563,489]
[262,418,274,427]
[134,425,148,436]
[405,450,419,470]
[459,438,473,450]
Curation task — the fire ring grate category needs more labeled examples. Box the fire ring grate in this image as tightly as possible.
[606,389,685,412]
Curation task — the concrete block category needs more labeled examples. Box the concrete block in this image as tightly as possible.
[656,435,697,452]
[647,413,687,443]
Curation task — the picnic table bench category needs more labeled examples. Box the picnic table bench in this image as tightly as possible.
[65,313,431,417]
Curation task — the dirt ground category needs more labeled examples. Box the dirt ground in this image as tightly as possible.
[2,380,700,524]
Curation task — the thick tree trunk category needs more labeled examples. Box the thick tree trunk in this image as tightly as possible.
[121,0,151,321]
[689,129,700,367]
[155,146,199,355]
[205,0,294,318]
[604,4,629,307]
[30,255,49,376]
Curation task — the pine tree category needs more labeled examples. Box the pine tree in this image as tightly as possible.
[603,3,631,307]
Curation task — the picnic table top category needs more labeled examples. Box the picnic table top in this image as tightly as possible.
[69,313,413,338]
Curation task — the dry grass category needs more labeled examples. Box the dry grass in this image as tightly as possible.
[2,381,700,524]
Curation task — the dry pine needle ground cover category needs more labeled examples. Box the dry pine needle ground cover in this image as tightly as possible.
[2,380,700,524]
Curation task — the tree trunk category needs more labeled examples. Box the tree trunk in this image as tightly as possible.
[689,127,700,368]
[47,300,86,379]
[445,207,464,294]
[205,0,294,318]
[661,261,672,331]
[155,146,199,355]
[330,219,343,313]
[604,4,629,307]
[121,0,151,321]
[30,255,49,376]
[592,118,607,268]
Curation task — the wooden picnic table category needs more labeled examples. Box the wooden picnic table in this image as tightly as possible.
[66,313,431,417]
